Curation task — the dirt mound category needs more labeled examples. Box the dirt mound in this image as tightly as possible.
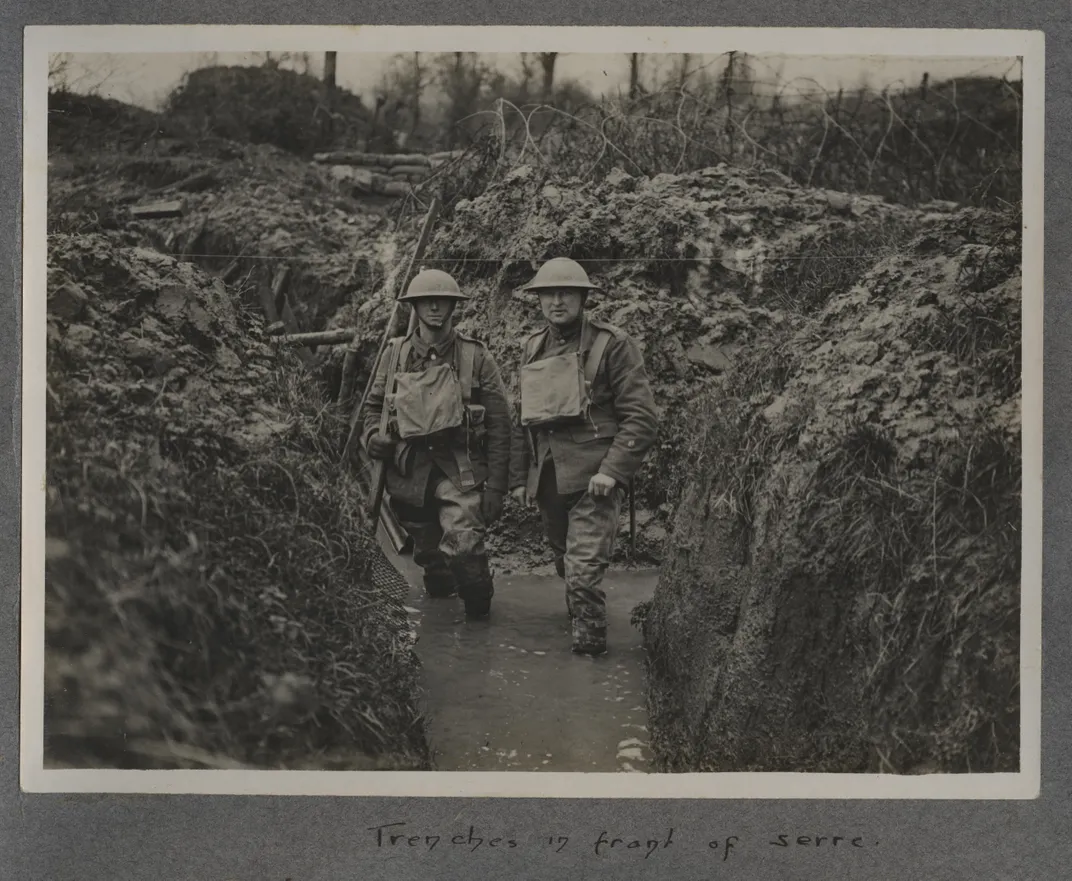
[638,207,1021,773]
[47,125,400,350]
[45,230,429,770]
[48,90,178,154]
[164,64,379,156]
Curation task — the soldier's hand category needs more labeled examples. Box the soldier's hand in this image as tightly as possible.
[367,432,396,461]
[588,473,617,498]
[510,486,529,507]
[482,489,505,525]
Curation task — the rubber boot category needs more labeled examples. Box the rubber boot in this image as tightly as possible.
[423,572,457,599]
[571,619,607,656]
[454,554,494,620]
[464,596,492,619]
[555,558,574,618]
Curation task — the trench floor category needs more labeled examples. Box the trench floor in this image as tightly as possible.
[382,530,658,773]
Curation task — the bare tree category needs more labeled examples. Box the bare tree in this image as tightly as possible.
[408,53,426,133]
[435,52,489,146]
[722,51,737,160]
[47,53,123,97]
[539,52,558,102]
[323,51,337,93]
[48,54,72,91]
[381,53,431,137]
[516,53,536,104]
[628,53,641,100]
[678,53,692,90]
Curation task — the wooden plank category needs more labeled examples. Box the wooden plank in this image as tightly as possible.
[313,150,431,168]
[130,199,184,219]
[274,327,356,347]
[380,181,411,197]
[388,164,430,178]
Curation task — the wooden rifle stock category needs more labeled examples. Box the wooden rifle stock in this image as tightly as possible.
[629,481,637,558]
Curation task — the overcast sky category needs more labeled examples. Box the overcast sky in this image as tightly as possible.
[56,51,1021,110]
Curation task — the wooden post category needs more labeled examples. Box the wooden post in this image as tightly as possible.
[272,265,293,317]
[257,277,279,323]
[324,51,337,93]
[221,258,242,283]
[180,216,207,261]
[268,265,314,365]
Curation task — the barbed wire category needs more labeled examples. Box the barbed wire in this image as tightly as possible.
[417,67,1022,210]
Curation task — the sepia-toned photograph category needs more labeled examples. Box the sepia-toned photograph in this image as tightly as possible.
[21,27,1042,797]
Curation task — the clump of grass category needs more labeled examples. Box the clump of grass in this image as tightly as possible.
[763,215,919,314]
[801,423,1019,770]
[665,320,804,556]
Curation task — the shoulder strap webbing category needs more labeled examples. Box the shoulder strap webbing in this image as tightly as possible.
[457,339,477,405]
[396,338,412,376]
[378,338,404,432]
[523,329,548,366]
[584,330,613,385]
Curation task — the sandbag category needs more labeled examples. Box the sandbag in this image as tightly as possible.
[388,164,430,178]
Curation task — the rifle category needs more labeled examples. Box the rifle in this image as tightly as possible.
[366,330,402,525]
[629,480,637,559]
[341,197,441,522]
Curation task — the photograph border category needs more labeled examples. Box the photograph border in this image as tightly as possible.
[20,23,1045,799]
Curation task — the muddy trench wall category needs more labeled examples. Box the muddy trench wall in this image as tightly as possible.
[45,120,434,769]
[639,208,1022,773]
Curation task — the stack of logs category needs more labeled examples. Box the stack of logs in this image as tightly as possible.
[313,150,465,198]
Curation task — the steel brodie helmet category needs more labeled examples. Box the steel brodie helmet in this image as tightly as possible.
[399,268,471,302]
[520,257,601,293]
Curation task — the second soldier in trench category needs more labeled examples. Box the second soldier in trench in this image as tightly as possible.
[360,269,512,619]
[509,258,659,655]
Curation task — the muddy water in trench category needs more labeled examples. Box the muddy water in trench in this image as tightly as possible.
[383,535,658,773]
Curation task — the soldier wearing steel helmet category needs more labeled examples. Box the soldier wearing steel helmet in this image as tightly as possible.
[509,258,658,655]
[360,268,512,619]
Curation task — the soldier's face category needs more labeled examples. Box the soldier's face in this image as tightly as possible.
[538,288,585,328]
[413,297,455,329]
